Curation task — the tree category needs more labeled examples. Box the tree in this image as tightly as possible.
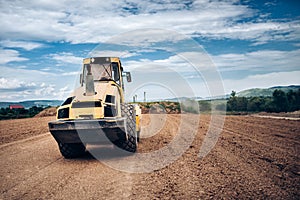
[296,89,300,110]
[231,91,236,98]
[227,91,248,112]
[199,100,211,112]
[236,97,248,111]
[247,97,265,112]
[286,89,300,112]
[272,89,288,112]
[216,103,226,111]
[227,91,237,111]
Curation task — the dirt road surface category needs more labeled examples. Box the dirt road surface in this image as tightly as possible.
[0,114,299,199]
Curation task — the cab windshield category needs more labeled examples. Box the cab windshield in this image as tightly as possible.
[83,62,120,83]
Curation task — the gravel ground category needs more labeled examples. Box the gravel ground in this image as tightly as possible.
[0,114,299,199]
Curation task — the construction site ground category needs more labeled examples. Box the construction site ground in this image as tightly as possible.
[0,114,299,199]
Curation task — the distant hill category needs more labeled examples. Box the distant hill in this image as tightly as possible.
[0,100,63,109]
[1,85,299,108]
[162,95,230,102]
[237,85,300,97]
[164,96,203,102]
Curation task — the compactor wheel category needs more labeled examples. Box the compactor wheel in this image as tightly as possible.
[117,103,137,152]
[58,143,86,159]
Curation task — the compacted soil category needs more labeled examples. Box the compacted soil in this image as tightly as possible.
[0,114,299,199]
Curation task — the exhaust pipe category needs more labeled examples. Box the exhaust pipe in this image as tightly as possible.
[85,65,95,96]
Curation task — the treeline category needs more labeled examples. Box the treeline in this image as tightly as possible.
[227,89,300,113]
[0,106,48,120]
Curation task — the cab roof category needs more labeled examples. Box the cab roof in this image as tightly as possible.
[83,57,120,64]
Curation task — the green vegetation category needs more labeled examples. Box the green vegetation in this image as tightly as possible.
[226,89,300,113]
[4,87,295,120]
[0,106,49,120]
[198,100,211,112]
[135,86,300,114]
[237,85,300,97]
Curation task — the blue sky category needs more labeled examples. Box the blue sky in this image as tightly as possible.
[0,0,299,101]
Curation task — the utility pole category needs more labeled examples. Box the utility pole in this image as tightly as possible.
[144,91,146,102]
[133,94,137,103]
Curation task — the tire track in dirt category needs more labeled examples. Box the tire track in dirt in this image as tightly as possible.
[198,144,292,198]
[219,135,297,197]
[204,115,300,174]
[223,118,300,157]
[130,114,206,199]
[210,116,299,198]
[0,116,55,145]
[138,114,182,152]
[200,115,299,156]
[220,134,300,198]
[0,135,86,199]
[0,114,299,199]
[0,135,59,195]
[186,115,300,198]
[226,116,300,141]
[0,134,136,199]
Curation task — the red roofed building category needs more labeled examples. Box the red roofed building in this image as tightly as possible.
[9,105,24,110]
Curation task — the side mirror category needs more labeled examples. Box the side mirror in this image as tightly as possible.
[126,72,132,82]
[80,74,83,84]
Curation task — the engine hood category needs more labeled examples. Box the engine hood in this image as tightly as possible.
[71,82,112,103]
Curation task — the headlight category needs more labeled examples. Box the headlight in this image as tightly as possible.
[58,107,69,119]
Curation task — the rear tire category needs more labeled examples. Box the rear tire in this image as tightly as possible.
[58,143,86,159]
[117,103,137,152]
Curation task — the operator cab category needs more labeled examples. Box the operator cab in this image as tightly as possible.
[80,57,131,89]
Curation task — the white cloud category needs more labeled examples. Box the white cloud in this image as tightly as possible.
[89,50,139,58]
[0,40,44,51]
[122,49,300,98]
[213,49,300,72]
[49,52,83,64]
[106,29,188,47]
[0,77,36,90]
[123,51,215,73]
[0,81,69,101]
[195,20,300,44]
[61,71,80,76]
[0,65,77,101]
[0,48,28,64]
[0,65,53,82]
[0,0,299,101]
[294,43,300,47]
[123,48,300,86]
[0,76,72,101]
[223,71,300,94]
[0,0,299,45]
[0,77,55,100]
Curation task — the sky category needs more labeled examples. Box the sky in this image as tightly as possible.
[0,0,299,102]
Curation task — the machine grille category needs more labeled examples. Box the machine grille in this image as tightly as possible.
[72,101,101,108]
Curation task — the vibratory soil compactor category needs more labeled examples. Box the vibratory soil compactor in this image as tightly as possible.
[48,57,141,158]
